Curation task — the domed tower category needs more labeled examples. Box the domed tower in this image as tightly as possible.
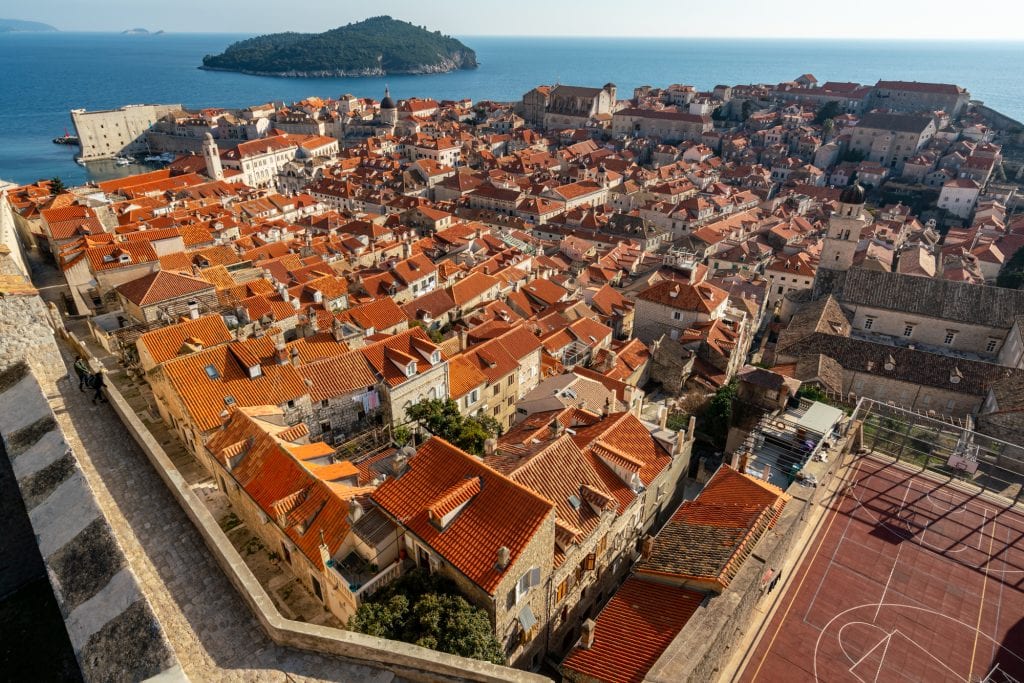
[820,180,871,272]
[202,132,223,181]
[380,86,398,128]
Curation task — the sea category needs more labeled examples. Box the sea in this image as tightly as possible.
[2,32,1023,187]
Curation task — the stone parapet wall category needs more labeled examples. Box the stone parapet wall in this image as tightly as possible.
[0,361,183,683]
[65,331,549,683]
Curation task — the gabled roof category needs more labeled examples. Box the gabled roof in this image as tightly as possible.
[136,314,233,366]
[637,279,728,314]
[371,437,554,594]
[116,270,215,306]
[560,577,704,683]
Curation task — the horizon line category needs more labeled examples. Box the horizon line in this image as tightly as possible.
[9,29,1024,42]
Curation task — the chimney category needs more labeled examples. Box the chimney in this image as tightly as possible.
[347,498,363,525]
[580,619,596,649]
[391,453,409,477]
[187,299,200,320]
[497,545,511,569]
[402,241,413,259]
[551,420,565,438]
[658,405,668,431]
[483,438,497,456]
[331,317,345,342]
[762,463,771,481]
[275,341,288,365]
[458,328,468,351]
[687,415,696,441]
[730,450,741,469]
[640,534,655,561]
[290,347,301,367]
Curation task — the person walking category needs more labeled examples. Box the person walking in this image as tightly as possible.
[90,371,107,405]
[73,356,90,392]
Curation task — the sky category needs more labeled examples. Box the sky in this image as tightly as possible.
[11,0,1024,39]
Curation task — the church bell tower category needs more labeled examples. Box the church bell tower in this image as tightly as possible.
[820,181,871,272]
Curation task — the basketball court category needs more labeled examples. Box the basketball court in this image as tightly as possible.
[740,455,1024,683]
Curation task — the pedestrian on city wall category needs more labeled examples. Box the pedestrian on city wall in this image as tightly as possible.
[90,371,107,405]
[73,356,90,391]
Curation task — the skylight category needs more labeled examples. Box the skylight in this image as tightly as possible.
[204,364,221,379]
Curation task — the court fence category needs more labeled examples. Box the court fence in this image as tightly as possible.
[850,398,1024,504]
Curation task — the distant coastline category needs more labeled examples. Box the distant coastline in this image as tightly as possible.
[0,18,58,33]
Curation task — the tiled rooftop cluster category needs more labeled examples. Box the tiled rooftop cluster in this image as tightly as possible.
[9,72,1024,679]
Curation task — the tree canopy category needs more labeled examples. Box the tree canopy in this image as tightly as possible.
[348,569,505,665]
[201,16,477,76]
[814,101,841,125]
[701,380,737,444]
[405,398,501,455]
[997,246,1024,290]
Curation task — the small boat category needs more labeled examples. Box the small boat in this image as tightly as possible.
[115,157,131,167]
[53,128,80,145]
[144,154,162,162]
[75,157,86,166]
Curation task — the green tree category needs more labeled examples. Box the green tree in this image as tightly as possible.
[406,398,501,455]
[701,380,737,444]
[348,569,505,665]
[741,100,756,121]
[814,101,841,125]
[49,176,66,194]
[996,246,1024,289]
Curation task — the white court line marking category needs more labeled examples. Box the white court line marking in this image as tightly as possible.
[874,485,911,622]
[804,479,864,623]
[812,603,1024,683]
[848,484,1024,572]
[837,620,886,663]
[978,509,986,551]
[873,631,894,683]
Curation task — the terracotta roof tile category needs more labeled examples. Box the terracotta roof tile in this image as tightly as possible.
[561,577,704,683]
[372,437,553,594]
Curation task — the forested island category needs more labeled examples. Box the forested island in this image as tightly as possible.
[0,18,58,32]
[200,16,477,77]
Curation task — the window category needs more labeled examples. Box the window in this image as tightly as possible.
[597,534,608,556]
[777,286,784,295]
[507,375,515,387]
[281,542,292,564]
[320,399,329,408]
[986,339,998,353]
[515,567,541,604]
[555,578,568,603]
[582,553,596,572]
[672,311,682,321]
[311,575,324,602]
[903,325,914,337]
[944,331,957,345]
[864,317,875,330]
[493,385,501,396]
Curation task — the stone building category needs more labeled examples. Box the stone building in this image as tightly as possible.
[847,113,936,173]
[71,103,181,160]
[633,279,729,344]
[611,108,713,143]
[521,84,617,129]
[867,80,970,118]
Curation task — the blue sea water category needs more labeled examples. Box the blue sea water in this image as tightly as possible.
[2,32,1022,186]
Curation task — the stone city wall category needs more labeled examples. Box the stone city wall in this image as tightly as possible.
[65,332,549,683]
[0,361,183,683]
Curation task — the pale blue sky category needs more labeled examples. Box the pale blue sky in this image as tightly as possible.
[12,0,1024,39]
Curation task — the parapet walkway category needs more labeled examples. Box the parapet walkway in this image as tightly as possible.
[43,342,397,682]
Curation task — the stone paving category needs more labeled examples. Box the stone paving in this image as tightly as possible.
[43,345,399,682]
[20,249,399,682]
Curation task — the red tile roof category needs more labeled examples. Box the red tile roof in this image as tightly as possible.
[372,437,554,594]
[561,577,704,683]
[136,315,233,366]
[116,270,215,306]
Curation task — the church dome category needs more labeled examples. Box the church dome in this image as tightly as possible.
[380,87,396,110]
[839,181,865,205]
